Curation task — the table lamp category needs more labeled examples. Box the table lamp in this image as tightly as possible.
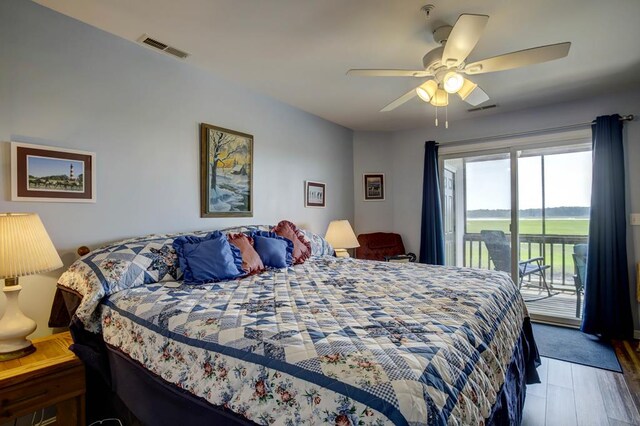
[0,213,63,360]
[325,220,360,258]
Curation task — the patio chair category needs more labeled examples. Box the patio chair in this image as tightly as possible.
[480,230,552,295]
[572,244,587,318]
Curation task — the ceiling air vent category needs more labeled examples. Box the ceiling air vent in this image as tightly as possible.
[164,46,189,59]
[467,104,497,112]
[137,34,189,59]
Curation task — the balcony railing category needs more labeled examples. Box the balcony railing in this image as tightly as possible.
[463,233,588,287]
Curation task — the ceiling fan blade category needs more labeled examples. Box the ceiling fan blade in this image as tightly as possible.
[380,85,425,112]
[460,85,490,106]
[347,69,432,78]
[464,42,571,75]
[441,14,489,68]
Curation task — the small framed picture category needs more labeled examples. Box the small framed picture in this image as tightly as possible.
[363,173,385,201]
[11,142,96,203]
[305,181,326,208]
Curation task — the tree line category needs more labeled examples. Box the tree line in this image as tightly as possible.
[468,206,589,218]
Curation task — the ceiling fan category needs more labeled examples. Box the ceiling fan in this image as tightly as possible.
[347,12,571,115]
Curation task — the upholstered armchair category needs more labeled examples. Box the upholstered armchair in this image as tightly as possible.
[355,232,416,262]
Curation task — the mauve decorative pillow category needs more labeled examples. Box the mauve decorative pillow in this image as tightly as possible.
[272,220,312,264]
[227,233,265,275]
[172,231,244,284]
[251,231,294,269]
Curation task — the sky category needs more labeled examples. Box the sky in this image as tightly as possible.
[27,155,84,178]
[461,150,592,210]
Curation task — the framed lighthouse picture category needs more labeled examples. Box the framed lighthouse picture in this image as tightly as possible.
[11,142,96,202]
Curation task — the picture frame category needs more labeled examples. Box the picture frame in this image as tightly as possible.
[363,173,385,201]
[305,181,326,208]
[200,123,253,217]
[11,142,96,203]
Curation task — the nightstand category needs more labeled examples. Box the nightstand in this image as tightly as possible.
[0,331,85,425]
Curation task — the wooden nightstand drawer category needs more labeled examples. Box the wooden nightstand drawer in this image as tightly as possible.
[0,332,85,425]
[1,364,84,420]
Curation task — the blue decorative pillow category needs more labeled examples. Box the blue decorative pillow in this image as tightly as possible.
[251,231,294,269]
[173,231,244,284]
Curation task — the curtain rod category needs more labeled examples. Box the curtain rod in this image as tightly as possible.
[591,114,634,124]
[440,114,634,147]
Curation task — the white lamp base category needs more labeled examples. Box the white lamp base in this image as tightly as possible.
[0,281,37,360]
[334,249,351,258]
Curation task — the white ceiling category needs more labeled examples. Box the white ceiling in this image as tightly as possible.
[35,0,640,131]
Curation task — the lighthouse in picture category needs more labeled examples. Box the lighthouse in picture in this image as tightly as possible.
[69,163,75,181]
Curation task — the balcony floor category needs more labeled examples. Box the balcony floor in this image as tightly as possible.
[520,285,581,321]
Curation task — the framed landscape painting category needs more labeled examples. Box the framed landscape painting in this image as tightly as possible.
[200,123,253,217]
[305,181,326,208]
[364,173,384,201]
[11,142,96,202]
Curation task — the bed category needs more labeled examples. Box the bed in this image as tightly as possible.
[53,226,540,425]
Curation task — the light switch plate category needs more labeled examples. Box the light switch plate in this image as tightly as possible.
[631,213,640,226]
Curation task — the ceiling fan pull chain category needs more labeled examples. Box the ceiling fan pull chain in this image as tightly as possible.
[445,105,449,129]
[435,105,438,127]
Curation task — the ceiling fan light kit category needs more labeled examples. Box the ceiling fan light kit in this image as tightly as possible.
[416,80,438,102]
[430,89,448,107]
[416,87,430,102]
[347,8,571,128]
[443,71,464,93]
[457,78,478,101]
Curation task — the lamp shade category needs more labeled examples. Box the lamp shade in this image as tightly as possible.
[416,80,438,103]
[325,220,360,250]
[0,213,63,279]
[457,78,478,101]
[443,72,464,94]
[429,89,449,107]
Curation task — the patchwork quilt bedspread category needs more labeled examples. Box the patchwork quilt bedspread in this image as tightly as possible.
[92,257,527,426]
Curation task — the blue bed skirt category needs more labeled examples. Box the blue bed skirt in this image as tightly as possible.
[486,317,540,425]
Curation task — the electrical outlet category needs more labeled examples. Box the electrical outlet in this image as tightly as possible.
[631,213,640,226]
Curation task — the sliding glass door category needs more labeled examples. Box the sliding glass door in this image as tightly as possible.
[516,145,591,324]
[441,141,592,326]
[443,152,514,275]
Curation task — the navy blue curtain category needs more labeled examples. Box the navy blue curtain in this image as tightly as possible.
[581,114,633,339]
[419,141,445,265]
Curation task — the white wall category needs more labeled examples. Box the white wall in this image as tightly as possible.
[354,89,640,331]
[353,132,394,234]
[0,0,354,338]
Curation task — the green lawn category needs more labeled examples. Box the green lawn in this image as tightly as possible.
[466,218,589,235]
[463,219,589,284]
